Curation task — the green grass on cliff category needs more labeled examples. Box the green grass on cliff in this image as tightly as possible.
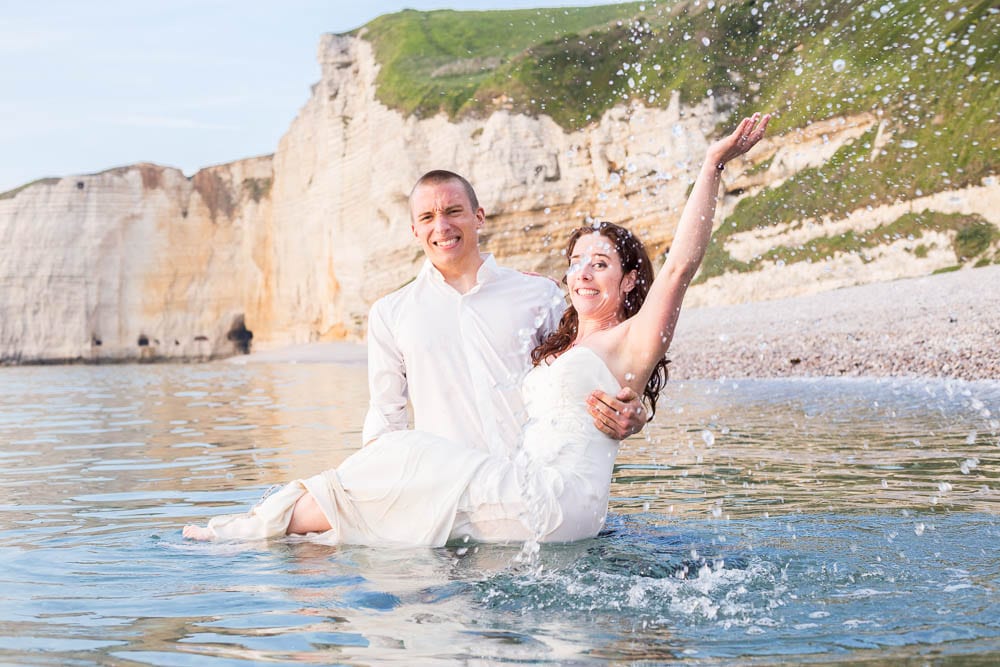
[698,209,998,282]
[0,177,60,200]
[358,5,638,121]
[355,0,998,253]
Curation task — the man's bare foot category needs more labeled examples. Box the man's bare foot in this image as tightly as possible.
[182,525,214,541]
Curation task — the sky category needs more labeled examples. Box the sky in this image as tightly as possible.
[0,0,627,193]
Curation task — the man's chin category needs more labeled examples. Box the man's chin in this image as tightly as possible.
[430,244,474,264]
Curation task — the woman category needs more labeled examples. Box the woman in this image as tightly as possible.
[184,113,770,546]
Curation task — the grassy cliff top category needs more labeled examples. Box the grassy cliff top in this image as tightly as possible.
[358,3,996,126]
[355,1,997,210]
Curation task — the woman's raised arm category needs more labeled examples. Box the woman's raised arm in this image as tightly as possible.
[622,113,771,372]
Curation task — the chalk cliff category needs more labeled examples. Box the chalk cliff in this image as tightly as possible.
[0,160,272,362]
[1,32,997,363]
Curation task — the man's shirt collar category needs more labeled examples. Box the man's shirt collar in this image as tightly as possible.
[421,254,500,289]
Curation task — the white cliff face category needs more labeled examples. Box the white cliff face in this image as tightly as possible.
[1,33,995,362]
[0,160,272,362]
[262,33,727,345]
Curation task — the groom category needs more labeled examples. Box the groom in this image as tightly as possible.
[362,170,645,455]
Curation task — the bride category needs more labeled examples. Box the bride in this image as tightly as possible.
[184,113,770,546]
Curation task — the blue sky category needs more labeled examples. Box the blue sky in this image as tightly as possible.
[0,1,625,193]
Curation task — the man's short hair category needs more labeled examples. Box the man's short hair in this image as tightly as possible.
[410,170,480,211]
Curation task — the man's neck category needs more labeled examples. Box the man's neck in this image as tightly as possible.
[435,255,486,294]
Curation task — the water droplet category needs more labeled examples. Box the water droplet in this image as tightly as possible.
[832,59,847,73]
[959,458,979,474]
[900,139,919,149]
[914,523,925,536]
[701,37,711,46]
[701,430,715,447]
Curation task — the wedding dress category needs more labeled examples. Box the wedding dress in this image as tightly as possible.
[199,346,621,546]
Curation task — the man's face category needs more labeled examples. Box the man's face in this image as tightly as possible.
[410,180,484,271]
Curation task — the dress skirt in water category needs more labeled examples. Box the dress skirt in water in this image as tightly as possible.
[201,347,621,546]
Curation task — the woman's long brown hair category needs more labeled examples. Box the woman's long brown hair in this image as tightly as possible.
[530,222,669,421]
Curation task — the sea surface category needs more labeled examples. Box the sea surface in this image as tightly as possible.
[1,362,998,665]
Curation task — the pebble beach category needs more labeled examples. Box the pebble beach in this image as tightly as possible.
[668,265,1000,382]
[241,265,1000,383]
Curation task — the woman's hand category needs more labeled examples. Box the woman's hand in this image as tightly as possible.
[708,112,771,168]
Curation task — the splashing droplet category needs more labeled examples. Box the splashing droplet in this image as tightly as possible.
[959,458,979,474]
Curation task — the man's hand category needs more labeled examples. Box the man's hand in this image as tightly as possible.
[587,387,646,440]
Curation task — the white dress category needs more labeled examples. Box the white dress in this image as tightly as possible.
[201,346,621,546]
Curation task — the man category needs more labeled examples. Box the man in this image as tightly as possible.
[362,170,644,456]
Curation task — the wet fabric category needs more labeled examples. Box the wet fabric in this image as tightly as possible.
[206,347,620,546]
[362,254,565,457]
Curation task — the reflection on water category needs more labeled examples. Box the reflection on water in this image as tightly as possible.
[0,364,997,664]
[622,377,1000,519]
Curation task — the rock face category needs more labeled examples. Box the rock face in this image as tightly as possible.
[0,160,272,362]
[1,33,997,363]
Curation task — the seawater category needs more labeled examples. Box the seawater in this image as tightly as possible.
[1,363,997,664]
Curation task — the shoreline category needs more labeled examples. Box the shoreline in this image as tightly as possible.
[233,265,999,383]
[4,267,996,382]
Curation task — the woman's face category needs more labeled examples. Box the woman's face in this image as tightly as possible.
[566,231,635,323]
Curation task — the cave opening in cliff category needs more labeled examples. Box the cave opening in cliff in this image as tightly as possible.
[137,334,149,347]
[226,315,253,354]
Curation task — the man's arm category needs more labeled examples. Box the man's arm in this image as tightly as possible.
[588,387,646,440]
[361,301,409,445]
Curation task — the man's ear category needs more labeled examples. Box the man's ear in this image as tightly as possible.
[475,208,485,228]
[411,223,418,238]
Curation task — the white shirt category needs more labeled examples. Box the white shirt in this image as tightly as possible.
[363,254,565,457]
